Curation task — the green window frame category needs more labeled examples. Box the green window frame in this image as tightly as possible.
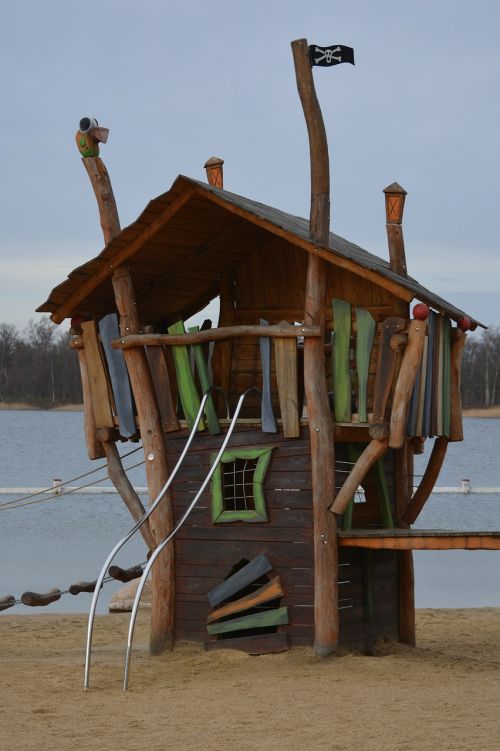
[210,446,275,523]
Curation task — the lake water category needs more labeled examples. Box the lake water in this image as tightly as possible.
[0,411,499,613]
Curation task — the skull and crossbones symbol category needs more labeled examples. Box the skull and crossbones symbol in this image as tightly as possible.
[313,46,342,64]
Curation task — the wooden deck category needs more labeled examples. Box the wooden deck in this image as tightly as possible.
[338,529,500,550]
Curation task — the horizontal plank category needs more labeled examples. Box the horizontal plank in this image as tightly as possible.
[112,324,321,349]
[206,606,289,635]
[338,529,500,550]
[204,632,289,654]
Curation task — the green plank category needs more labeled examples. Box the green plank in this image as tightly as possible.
[332,299,352,422]
[355,308,375,423]
[188,326,220,435]
[442,318,451,438]
[206,606,289,636]
[168,321,204,431]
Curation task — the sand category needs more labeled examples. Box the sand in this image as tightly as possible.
[1,610,500,750]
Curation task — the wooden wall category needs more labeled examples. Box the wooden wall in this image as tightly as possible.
[166,425,400,651]
[211,238,408,418]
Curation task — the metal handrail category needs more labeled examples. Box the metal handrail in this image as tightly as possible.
[123,386,262,691]
[83,386,230,689]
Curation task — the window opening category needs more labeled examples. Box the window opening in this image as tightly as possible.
[222,457,259,511]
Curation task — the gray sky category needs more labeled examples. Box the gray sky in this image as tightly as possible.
[1,0,499,329]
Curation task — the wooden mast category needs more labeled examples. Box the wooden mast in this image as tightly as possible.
[383,180,415,645]
[76,123,174,654]
[291,38,338,656]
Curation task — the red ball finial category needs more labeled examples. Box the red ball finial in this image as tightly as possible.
[457,317,472,332]
[413,303,430,320]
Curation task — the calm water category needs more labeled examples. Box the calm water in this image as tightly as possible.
[0,411,499,613]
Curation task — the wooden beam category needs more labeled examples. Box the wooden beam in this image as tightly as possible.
[369,317,407,440]
[112,324,321,349]
[74,345,105,460]
[330,439,388,515]
[403,436,449,525]
[49,180,195,324]
[207,606,289,636]
[389,319,428,448]
[207,554,272,608]
[275,321,300,438]
[100,441,156,551]
[191,185,415,305]
[80,319,115,429]
[292,37,338,657]
[339,530,500,550]
[77,144,175,656]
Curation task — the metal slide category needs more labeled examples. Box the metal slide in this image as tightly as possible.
[84,386,230,689]
[123,386,262,691]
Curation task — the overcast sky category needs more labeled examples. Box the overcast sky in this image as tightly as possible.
[1,0,499,330]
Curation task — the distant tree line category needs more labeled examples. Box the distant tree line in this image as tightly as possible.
[0,317,498,410]
[0,317,82,407]
[461,327,500,408]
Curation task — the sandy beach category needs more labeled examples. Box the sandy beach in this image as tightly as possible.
[1,609,499,750]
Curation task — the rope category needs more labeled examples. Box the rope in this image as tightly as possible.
[0,445,143,510]
[3,563,149,608]
[0,460,145,512]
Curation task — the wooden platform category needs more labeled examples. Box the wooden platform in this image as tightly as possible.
[338,529,500,550]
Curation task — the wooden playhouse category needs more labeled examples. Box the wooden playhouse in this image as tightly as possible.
[38,39,498,659]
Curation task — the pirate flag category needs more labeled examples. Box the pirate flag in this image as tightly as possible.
[309,44,355,67]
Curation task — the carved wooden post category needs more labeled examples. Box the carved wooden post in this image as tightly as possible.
[204,156,224,188]
[383,180,415,644]
[77,122,174,654]
[291,38,338,656]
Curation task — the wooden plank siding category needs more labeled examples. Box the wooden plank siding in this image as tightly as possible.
[167,426,400,651]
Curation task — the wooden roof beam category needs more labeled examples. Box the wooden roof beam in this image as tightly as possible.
[50,187,196,324]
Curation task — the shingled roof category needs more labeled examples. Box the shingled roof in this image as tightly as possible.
[38,175,483,328]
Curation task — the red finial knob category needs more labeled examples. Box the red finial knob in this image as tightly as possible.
[413,303,430,320]
[457,317,472,332]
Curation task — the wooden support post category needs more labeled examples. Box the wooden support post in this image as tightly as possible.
[99,440,156,551]
[79,146,174,655]
[389,319,428,448]
[394,444,416,645]
[112,267,175,654]
[292,38,338,657]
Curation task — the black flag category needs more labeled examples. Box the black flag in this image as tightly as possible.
[309,44,355,67]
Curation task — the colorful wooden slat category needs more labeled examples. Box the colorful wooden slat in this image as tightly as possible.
[275,321,300,438]
[332,299,352,422]
[434,315,444,436]
[259,319,278,433]
[442,317,451,438]
[423,311,436,437]
[355,308,375,423]
[80,320,115,429]
[449,328,466,441]
[145,344,180,432]
[207,553,272,608]
[415,336,428,437]
[207,576,284,623]
[168,320,204,431]
[206,606,289,636]
[188,326,220,435]
[99,314,136,438]
[406,354,420,437]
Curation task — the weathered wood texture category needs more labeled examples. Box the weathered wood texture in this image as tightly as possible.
[114,324,320,348]
[292,36,338,657]
[369,317,406,439]
[339,529,500,550]
[113,268,175,654]
[207,576,285,623]
[449,328,465,441]
[204,632,289,654]
[275,321,300,437]
[81,152,175,656]
[80,319,115,428]
[74,346,106,459]
[101,441,156,551]
[99,313,136,438]
[389,319,427,448]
